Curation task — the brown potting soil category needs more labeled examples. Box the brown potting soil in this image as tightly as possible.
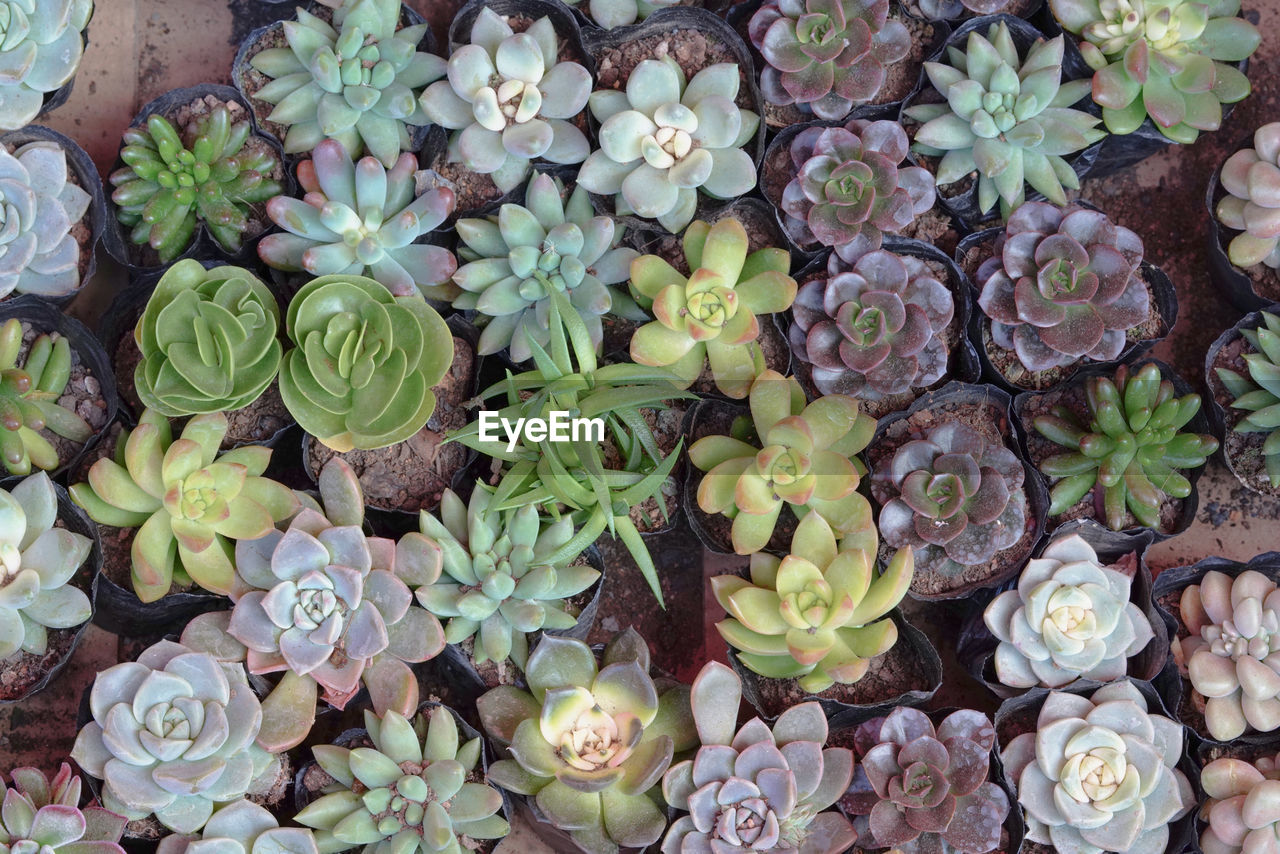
[1210,332,1280,498]
[599,403,686,532]
[595,29,755,113]
[639,199,785,276]
[13,322,110,467]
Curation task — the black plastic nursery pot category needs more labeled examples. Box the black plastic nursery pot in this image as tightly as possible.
[1206,133,1280,311]
[956,221,1179,394]
[866,380,1050,601]
[1013,357,1212,545]
[1204,305,1280,499]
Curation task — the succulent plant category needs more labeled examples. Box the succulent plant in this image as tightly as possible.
[419,9,592,191]
[156,800,317,854]
[414,483,600,670]
[0,141,93,299]
[871,422,1029,577]
[790,247,954,399]
[976,201,1150,373]
[70,640,279,834]
[983,533,1155,689]
[777,119,936,260]
[1216,124,1280,270]
[1216,310,1280,488]
[748,0,912,120]
[1032,362,1218,530]
[0,472,92,660]
[477,630,696,854]
[109,106,283,263]
[133,259,282,417]
[68,409,298,603]
[247,0,444,167]
[690,370,877,555]
[843,707,1010,854]
[0,763,125,853]
[258,139,458,300]
[915,0,1018,20]
[999,680,1194,854]
[904,22,1105,216]
[628,217,797,399]
[712,509,913,693]
[661,661,856,853]
[278,273,453,452]
[295,706,509,853]
[1173,569,1280,740]
[0,317,91,476]
[1051,0,1260,142]
[0,0,93,130]
[561,0,679,29]
[451,171,641,363]
[577,58,761,233]
[1199,752,1280,854]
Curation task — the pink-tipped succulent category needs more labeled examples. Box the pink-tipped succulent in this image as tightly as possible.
[0,764,126,853]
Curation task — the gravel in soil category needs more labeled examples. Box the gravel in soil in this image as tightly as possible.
[594,29,755,114]
[14,322,110,468]
[1209,332,1280,498]
[600,403,687,533]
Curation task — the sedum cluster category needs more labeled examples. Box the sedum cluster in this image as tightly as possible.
[0,140,93,299]
[1216,123,1280,271]
[0,317,91,476]
[1216,310,1280,488]
[0,763,125,854]
[1199,752,1280,854]
[0,0,93,130]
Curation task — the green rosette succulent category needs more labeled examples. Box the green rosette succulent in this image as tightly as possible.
[0,763,126,853]
[1216,310,1280,488]
[278,273,453,452]
[0,140,93,299]
[419,9,592,191]
[0,317,92,476]
[1200,753,1280,854]
[0,471,92,660]
[1217,124,1280,270]
[259,139,458,301]
[628,217,797,399]
[156,801,317,854]
[414,483,600,670]
[690,370,877,555]
[0,0,93,131]
[452,171,641,363]
[1051,0,1259,142]
[1032,362,1218,530]
[133,259,283,418]
[247,0,444,167]
[904,21,1106,216]
[109,105,283,264]
[577,58,761,233]
[295,706,510,853]
[477,630,696,854]
[562,0,678,28]
[69,409,299,603]
[712,509,913,693]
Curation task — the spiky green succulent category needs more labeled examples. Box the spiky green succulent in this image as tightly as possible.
[156,801,317,854]
[1216,311,1280,488]
[1217,124,1280,270]
[0,763,125,853]
[0,140,93,298]
[0,0,93,131]
[69,409,299,602]
[0,317,91,476]
[247,0,445,167]
[1033,362,1218,530]
[904,21,1106,217]
[1199,753,1280,854]
[109,106,283,263]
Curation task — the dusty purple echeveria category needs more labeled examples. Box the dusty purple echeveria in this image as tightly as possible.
[871,422,1028,576]
[778,119,936,262]
[791,248,954,399]
[748,0,912,120]
[843,708,1009,854]
[976,202,1150,373]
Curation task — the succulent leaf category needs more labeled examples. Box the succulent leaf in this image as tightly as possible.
[1215,312,1280,487]
[0,0,92,130]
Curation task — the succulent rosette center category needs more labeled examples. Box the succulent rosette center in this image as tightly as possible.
[548,690,641,772]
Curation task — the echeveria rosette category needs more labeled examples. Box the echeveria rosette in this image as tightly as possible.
[70,640,279,835]
[1051,0,1259,143]
[778,119,936,260]
[1216,123,1280,270]
[692,370,877,555]
[976,201,1150,373]
[419,9,592,192]
[0,141,92,299]
[0,472,93,660]
[278,273,453,452]
[1216,310,1280,488]
[999,680,1194,854]
[247,0,444,167]
[155,801,317,854]
[477,630,696,854]
[747,0,912,120]
[917,0,1021,21]
[871,422,1029,578]
[68,409,299,603]
[258,139,458,301]
[563,0,679,29]
[628,217,797,399]
[904,22,1106,217]
[0,317,92,476]
[661,661,857,853]
[1199,753,1280,854]
[842,708,1010,854]
[451,171,641,363]
[790,248,954,399]
[133,259,282,418]
[983,533,1155,689]
[0,0,92,131]
[294,707,509,854]
[0,763,126,854]
[577,58,761,233]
